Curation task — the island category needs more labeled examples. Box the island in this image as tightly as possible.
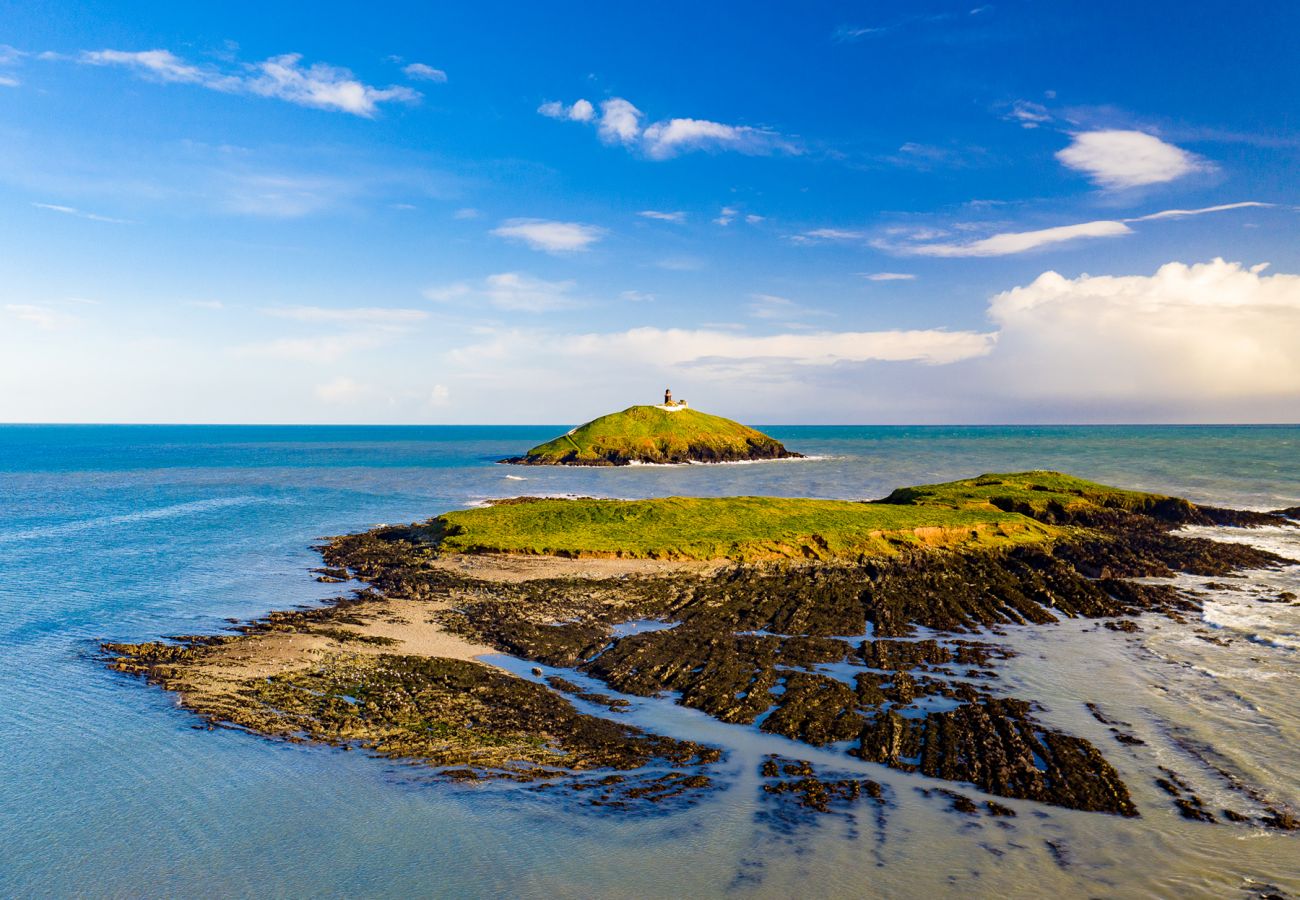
[103,472,1299,827]
[500,389,803,465]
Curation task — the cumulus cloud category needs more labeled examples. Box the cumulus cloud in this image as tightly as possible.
[597,98,643,144]
[1056,130,1205,189]
[402,62,446,83]
[491,218,605,253]
[540,95,795,160]
[985,259,1300,405]
[425,272,579,312]
[78,48,419,116]
[539,98,595,122]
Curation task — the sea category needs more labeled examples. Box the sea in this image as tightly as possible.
[1,424,1297,899]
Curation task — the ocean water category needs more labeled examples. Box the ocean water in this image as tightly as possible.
[1,424,1297,898]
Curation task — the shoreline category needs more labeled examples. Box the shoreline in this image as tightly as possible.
[103,474,1300,830]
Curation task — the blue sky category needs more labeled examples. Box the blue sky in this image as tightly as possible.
[2,0,1298,423]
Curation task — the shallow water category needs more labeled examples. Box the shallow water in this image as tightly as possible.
[1,424,1298,898]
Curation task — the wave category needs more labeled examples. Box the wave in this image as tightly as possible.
[0,496,274,544]
[624,455,836,468]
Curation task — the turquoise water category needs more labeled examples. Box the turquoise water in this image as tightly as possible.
[2,425,1298,898]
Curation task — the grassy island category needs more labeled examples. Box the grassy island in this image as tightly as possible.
[501,403,801,466]
[103,470,1296,827]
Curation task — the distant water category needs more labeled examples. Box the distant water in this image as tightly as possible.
[1,425,1297,898]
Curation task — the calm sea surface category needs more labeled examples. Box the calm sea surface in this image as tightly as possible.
[2,425,1297,898]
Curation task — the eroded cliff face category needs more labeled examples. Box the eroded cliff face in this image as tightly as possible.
[104,493,1298,828]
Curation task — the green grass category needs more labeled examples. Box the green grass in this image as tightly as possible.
[429,495,1058,562]
[510,405,794,465]
[422,471,1184,562]
[879,470,1189,517]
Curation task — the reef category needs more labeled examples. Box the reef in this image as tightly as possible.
[103,471,1298,827]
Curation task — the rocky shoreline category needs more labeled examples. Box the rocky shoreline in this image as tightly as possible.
[103,479,1300,829]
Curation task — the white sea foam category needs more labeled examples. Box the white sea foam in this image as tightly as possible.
[624,454,834,468]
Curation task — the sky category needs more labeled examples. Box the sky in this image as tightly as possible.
[1,0,1298,424]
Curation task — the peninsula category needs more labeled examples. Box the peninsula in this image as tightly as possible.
[104,472,1300,828]
[501,389,802,465]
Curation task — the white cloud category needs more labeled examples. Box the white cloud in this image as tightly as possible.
[598,98,643,144]
[452,325,995,372]
[78,48,419,117]
[638,210,685,223]
[403,62,446,83]
[714,206,737,226]
[234,334,385,363]
[1127,201,1270,222]
[539,98,595,122]
[262,306,428,324]
[425,272,579,312]
[986,259,1300,404]
[745,214,765,224]
[1056,130,1204,189]
[429,383,451,406]
[453,207,481,219]
[0,75,19,88]
[491,218,605,253]
[621,290,655,303]
[315,376,367,403]
[5,304,80,329]
[1005,100,1050,128]
[32,202,132,224]
[642,118,789,159]
[886,202,1267,257]
[864,272,916,281]
[900,220,1133,257]
[794,227,868,243]
[541,95,795,160]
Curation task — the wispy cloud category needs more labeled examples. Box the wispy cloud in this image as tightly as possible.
[638,209,686,223]
[32,202,133,224]
[540,95,796,160]
[4,303,81,329]
[454,325,996,373]
[882,202,1268,257]
[791,227,868,244]
[1056,129,1205,189]
[402,62,446,83]
[425,272,580,312]
[262,306,428,324]
[864,272,916,281]
[78,48,419,117]
[491,218,605,253]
